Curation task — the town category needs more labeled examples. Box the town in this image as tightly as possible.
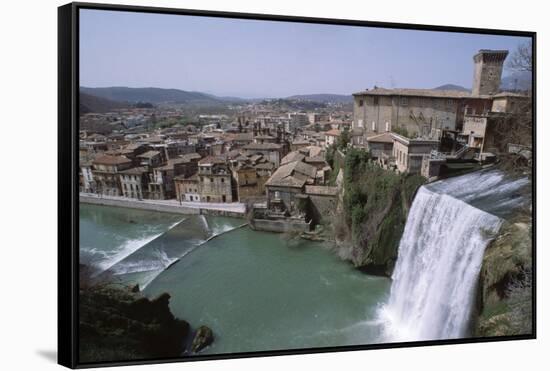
[79,49,531,233]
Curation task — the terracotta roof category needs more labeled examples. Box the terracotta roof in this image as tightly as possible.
[198,156,227,165]
[93,155,132,165]
[281,151,306,165]
[265,160,317,188]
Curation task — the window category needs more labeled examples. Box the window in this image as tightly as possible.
[358,99,364,107]
[222,195,226,203]
[210,178,214,183]
[373,97,379,105]
[400,97,408,106]
[221,178,225,183]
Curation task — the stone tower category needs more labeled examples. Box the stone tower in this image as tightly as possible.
[472,49,508,96]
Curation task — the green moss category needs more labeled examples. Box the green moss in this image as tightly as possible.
[476,219,533,337]
[339,148,426,272]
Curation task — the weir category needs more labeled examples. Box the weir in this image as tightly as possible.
[379,169,529,342]
[100,215,249,290]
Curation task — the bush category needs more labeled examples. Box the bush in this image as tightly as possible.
[339,148,425,269]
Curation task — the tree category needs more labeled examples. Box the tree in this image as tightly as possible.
[337,127,351,150]
[507,40,533,73]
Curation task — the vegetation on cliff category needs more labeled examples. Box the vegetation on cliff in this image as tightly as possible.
[329,148,425,275]
[475,216,533,337]
[79,266,214,363]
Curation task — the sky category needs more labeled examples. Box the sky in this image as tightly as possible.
[79,9,531,98]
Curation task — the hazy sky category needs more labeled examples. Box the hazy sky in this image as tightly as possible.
[80,9,530,98]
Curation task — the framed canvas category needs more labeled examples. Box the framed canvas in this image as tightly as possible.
[58,2,536,368]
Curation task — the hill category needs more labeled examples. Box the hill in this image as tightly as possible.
[80,92,130,115]
[433,84,470,92]
[80,87,225,105]
[285,93,353,103]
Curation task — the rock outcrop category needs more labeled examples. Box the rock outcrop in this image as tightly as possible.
[475,218,533,337]
[191,326,214,353]
[330,149,425,276]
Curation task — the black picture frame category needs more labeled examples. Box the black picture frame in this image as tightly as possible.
[58,2,536,368]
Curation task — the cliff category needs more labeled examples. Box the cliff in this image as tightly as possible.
[475,216,533,337]
[329,149,425,275]
[79,266,214,363]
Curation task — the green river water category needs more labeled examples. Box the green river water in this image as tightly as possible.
[79,203,390,355]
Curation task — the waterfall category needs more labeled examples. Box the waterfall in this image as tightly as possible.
[379,185,503,342]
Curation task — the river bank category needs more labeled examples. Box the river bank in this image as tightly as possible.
[80,193,246,217]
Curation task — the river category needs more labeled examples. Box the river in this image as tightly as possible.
[79,203,391,355]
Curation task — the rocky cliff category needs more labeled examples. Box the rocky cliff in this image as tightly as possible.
[329,149,424,276]
[475,216,533,337]
[79,266,214,363]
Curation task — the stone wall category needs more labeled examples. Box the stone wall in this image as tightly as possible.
[353,95,459,137]
[306,194,338,225]
[250,218,311,233]
[80,195,199,215]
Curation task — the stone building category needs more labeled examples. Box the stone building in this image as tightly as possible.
[366,132,394,160]
[472,50,509,96]
[148,155,200,200]
[264,160,318,212]
[119,167,149,199]
[197,156,234,203]
[352,49,508,140]
[242,143,285,167]
[232,162,264,202]
[324,129,340,147]
[174,173,201,202]
[92,155,133,196]
[137,150,164,168]
[79,158,95,193]
[304,185,339,225]
[392,133,439,174]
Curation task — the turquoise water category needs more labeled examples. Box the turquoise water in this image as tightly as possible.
[80,203,390,355]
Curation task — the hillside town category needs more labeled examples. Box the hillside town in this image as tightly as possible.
[79,49,531,232]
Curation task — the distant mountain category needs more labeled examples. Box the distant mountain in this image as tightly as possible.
[500,71,532,91]
[285,94,353,103]
[80,87,225,105]
[80,92,130,115]
[434,84,470,92]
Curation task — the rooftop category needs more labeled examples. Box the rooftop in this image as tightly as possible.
[353,87,476,99]
[93,155,132,165]
[367,132,394,144]
[243,143,283,150]
[120,166,149,175]
[137,150,161,159]
[265,160,317,188]
[198,155,227,165]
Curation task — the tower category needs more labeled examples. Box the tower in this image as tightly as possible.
[472,49,508,96]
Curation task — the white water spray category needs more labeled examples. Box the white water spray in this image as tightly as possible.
[379,187,503,341]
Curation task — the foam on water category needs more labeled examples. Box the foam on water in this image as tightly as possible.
[379,169,529,342]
